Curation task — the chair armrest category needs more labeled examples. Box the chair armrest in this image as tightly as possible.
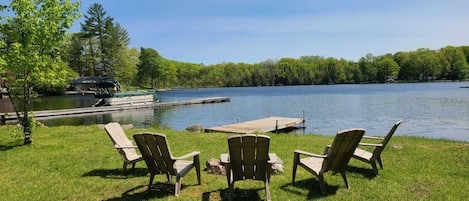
[220,153,229,164]
[173,151,200,160]
[359,142,383,147]
[115,145,138,149]
[268,153,278,164]
[323,145,331,155]
[362,136,385,140]
[294,150,327,158]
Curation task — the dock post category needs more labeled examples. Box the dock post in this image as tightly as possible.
[275,120,278,134]
[302,110,306,126]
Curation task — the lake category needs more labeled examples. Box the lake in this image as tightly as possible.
[6,82,469,141]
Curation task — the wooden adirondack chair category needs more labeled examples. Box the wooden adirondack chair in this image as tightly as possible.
[221,134,276,201]
[104,122,143,174]
[292,128,365,194]
[133,133,201,196]
[352,120,403,175]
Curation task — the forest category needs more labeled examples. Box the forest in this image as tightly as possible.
[43,3,469,90]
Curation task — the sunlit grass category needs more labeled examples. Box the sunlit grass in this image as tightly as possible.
[1,125,468,200]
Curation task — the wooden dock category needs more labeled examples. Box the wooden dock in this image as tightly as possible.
[0,97,230,123]
[206,116,305,134]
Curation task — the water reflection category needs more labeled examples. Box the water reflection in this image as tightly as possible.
[43,107,172,128]
[34,94,96,110]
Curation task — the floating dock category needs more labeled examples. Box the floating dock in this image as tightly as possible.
[0,97,230,123]
[206,116,305,134]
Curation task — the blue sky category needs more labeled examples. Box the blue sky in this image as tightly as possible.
[70,0,469,64]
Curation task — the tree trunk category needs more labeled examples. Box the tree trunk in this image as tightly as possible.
[22,113,32,145]
[22,84,32,145]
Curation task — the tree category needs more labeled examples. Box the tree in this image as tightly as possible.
[0,0,80,144]
[105,23,131,78]
[257,59,276,86]
[79,4,131,78]
[334,58,349,83]
[174,62,203,88]
[0,5,6,81]
[137,48,164,88]
[376,55,400,82]
[114,47,139,86]
[440,46,469,80]
[81,3,112,76]
[359,54,378,83]
[394,51,415,80]
[160,59,178,88]
[62,33,87,76]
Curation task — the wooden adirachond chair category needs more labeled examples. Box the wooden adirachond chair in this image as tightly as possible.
[104,122,143,174]
[221,134,276,201]
[292,128,365,194]
[133,133,201,196]
[352,120,403,175]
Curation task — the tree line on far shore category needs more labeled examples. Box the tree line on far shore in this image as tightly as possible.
[168,46,469,88]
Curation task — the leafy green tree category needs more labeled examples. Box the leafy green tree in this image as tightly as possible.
[440,46,469,80]
[0,5,6,81]
[276,58,292,85]
[249,64,262,86]
[349,62,362,83]
[114,47,139,86]
[0,0,80,144]
[411,49,436,81]
[236,63,253,87]
[173,62,202,88]
[137,47,164,88]
[394,51,414,80]
[160,59,178,88]
[460,46,469,65]
[376,55,400,82]
[359,54,378,83]
[300,56,326,84]
[259,59,277,86]
[62,33,87,76]
[334,58,349,83]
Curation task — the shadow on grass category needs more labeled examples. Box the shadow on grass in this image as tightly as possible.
[347,166,377,179]
[280,178,340,199]
[82,168,148,179]
[202,188,263,201]
[0,140,23,151]
[103,183,176,201]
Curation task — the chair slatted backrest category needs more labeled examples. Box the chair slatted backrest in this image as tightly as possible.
[324,129,365,172]
[228,134,270,182]
[373,120,403,156]
[104,122,140,160]
[133,133,176,175]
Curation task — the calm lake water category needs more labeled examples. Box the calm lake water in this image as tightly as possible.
[10,82,469,141]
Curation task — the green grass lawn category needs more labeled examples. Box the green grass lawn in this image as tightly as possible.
[1,125,468,201]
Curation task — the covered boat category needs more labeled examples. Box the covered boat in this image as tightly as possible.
[93,77,158,107]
